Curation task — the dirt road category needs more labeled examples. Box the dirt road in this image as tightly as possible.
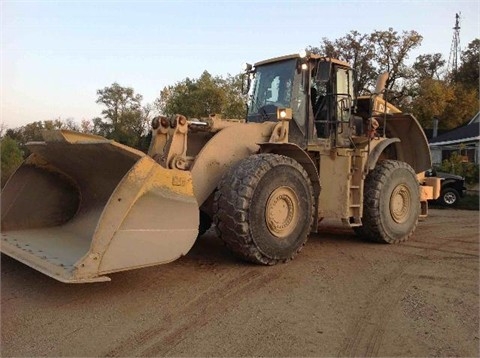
[1,209,479,357]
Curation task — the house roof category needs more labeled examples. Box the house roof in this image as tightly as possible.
[468,111,479,124]
[424,128,448,140]
[429,112,480,146]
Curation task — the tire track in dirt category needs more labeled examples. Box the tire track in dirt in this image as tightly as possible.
[337,235,467,357]
[2,209,477,357]
[403,245,478,258]
[105,266,281,357]
[337,263,413,357]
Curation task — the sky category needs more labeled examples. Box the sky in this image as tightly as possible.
[1,0,479,129]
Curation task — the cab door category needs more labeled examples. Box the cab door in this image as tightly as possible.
[308,61,354,148]
[334,66,354,147]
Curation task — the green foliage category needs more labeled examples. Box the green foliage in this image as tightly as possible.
[220,74,247,119]
[1,136,24,187]
[413,53,445,80]
[3,84,150,153]
[438,152,479,184]
[4,119,80,157]
[453,39,480,91]
[156,71,246,119]
[95,82,150,148]
[370,28,423,91]
[308,28,423,97]
[308,30,376,94]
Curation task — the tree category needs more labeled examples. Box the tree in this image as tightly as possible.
[413,53,446,80]
[307,29,478,129]
[3,119,81,156]
[7,121,45,143]
[221,74,247,119]
[441,83,478,129]
[308,28,423,105]
[1,136,23,187]
[370,28,423,92]
[410,39,479,129]
[155,71,246,119]
[80,119,95,134]
[410,77,477,130]
[453,38,480,90]
[95,83,150,148]
[308,30,377,95]
[410,78,455,128]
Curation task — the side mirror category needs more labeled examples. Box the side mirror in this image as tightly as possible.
[241,73,251,95]
[241,63,253,95]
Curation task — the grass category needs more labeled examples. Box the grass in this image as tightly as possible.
[430,193,479,211]
[456,194,480,210]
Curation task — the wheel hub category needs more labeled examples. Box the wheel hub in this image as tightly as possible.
[444,192,457,205]
[265,186,299,238]
[390,184,411,224]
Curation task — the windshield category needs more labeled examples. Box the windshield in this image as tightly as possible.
[247,59,296,122]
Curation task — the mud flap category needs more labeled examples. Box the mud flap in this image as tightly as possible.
[1,131,199,283]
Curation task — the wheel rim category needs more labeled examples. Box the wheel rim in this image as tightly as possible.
[265,186,299,238]
[390,184,411,224]
[444,192,457,205]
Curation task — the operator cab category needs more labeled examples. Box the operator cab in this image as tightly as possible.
[246,58,299,123]
[244,54,355,149]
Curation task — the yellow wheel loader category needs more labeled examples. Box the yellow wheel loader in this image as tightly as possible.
[1,53,441,283]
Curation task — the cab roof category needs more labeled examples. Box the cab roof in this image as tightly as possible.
[254,53,351,69]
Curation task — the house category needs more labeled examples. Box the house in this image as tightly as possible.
[429,112,480,165]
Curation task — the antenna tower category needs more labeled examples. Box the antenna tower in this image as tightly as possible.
[447,12,461,74]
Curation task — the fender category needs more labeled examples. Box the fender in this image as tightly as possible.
[190,122,276,205]
[367,138,401,171]
[384,113,432,173]
[259,142,321,233]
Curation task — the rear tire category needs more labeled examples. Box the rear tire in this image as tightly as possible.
[355,160,420,244]
[214,154,314,265]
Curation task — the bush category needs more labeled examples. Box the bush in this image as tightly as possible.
[438,152,479,184]
[1,136,24,188]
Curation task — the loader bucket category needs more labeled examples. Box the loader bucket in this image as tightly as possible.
[1,131,199,283]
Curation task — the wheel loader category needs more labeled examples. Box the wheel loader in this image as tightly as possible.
[1,52,441,283]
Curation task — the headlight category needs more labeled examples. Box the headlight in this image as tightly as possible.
[277,108,292,120]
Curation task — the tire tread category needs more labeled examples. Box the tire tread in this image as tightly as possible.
[213,154,314,265]
[358,160,420,244]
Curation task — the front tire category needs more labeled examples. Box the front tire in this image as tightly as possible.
[214,154,314,265]
[356,160,420,244]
